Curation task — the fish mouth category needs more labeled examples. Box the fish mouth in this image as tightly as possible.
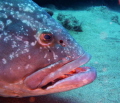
[24,53,97,92]
[39,53,96,90]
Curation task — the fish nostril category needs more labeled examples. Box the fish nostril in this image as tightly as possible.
[59,40,63,44]
[59,40,66,47]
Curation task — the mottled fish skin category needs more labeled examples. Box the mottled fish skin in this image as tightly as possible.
[0,0,96,97]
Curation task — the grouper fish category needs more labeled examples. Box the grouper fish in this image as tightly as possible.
[0,0,97,97]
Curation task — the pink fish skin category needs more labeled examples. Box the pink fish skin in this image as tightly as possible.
[0,0,96,97]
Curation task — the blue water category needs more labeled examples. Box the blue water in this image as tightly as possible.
[0,0,120,103]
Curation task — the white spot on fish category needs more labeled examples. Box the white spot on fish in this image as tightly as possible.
[4,35,12,43]
[39,47,42,49]
[15,53,19,57]
[2,58,7,64]
[0,5,2,11]
[37,15,40,18]
[10,11,14,15]
[18,67,21,70]
[9,3,13,6]
[12,41,17,48]
[6,19,12,26]
[24,7,33,12]
[61,51,63,53]
[3,13,8,18]
[28,55,31,59]
[25,64,30,69]
[44,54,47,58]
[31,41,37,46]
[20,26,24,30]
[24,41,29,47]
[56,47,59,49]
[3,32,7,36]
[0,21,4,31]
[21,48,29,54]
[47,59,50,62]
[15,36,23,41]
[52,51,58,60]
[24,4,35,13]
[9,52,15,60]
[22,20,31,26]
[5,2,8,4]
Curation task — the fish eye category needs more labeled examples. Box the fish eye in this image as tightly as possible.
[37,31,54,46]
[40,32,53,42]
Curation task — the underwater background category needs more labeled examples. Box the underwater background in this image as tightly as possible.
[0,0,120,103]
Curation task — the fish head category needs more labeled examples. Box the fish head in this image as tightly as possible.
[0,0,97,97]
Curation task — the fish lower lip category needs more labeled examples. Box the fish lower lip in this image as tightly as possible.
[39,53,92,89]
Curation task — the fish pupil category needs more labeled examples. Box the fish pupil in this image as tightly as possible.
[44,34,51,40]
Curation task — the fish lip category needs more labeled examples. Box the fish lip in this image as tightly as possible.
[39,52,92,88]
